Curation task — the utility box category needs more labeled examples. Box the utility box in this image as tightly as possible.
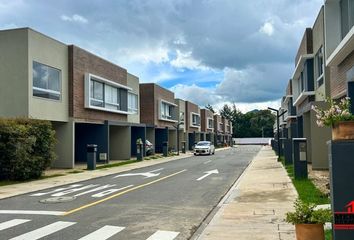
[283,139,293,165]
[293,138,307,179]
[87,144,97,170]
[162,141,168,157]
[328,140,354,240]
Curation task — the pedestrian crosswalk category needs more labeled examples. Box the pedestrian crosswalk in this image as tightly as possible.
[0,218,180,240]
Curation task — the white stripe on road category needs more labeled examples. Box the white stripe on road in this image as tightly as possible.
[30,184,83,196]
[0,210,65,216]
[74,184,116,197]
[203,160,212,164]
[51,184,99,197]
[0,219,30,231]
[10,221,76,240]
[146,230,179,240]
[77,225,125,240]
[149,168,164,173]
[91,185,133,198]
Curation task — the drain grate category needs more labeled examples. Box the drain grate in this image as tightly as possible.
[40,196,76,204]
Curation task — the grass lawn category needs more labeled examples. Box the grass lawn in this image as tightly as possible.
[280,157,330,205]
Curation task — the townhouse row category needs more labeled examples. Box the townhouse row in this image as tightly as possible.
[0,28,233,169]
[276,0,354,170]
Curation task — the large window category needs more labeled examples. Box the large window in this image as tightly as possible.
[192,113,200,126]
[32,61,61,100]
[208,118,213,129]
[179,112,185,123]
[128,93,138,113]
[341,0,354,39]
[90,80,104,107]
[105,85,120,110]
[161,102,173,120]
[85,73,130,113]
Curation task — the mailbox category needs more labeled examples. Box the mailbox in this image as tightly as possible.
[292,138,307,179]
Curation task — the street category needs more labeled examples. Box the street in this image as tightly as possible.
[0,146,261,240]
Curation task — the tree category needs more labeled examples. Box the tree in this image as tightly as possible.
[219,104,275,138]
[220,104,233,120]
[205,104,215,113]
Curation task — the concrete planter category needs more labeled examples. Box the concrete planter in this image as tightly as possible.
[332,121,354,140]
[295,224,324,240]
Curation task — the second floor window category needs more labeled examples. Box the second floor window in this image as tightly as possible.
[90,80,104,107]
[315,47,324,87]
[208,119,213,129]
[340,0,354,40]
[128,93,138,114]
[33,61,61,100]
[105,85,120,110]
[180,112,185,123]
[192,113,200,126]
[219,123,223,131]
[161,102,173,119]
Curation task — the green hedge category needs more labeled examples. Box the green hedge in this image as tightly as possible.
[0,118,56,181]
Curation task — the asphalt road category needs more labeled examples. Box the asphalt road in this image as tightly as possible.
[0,146,261,240]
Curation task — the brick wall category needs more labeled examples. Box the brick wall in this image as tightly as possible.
[140,83,176,128]
[139,84,155,125]
[69,45,128,122]
[185,101,200,132]
[330,50,354,99]
[201,109,214,132]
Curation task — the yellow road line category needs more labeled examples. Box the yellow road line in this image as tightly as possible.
[63,169,187,216]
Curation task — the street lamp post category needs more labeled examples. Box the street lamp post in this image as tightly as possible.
[268,107,287,159]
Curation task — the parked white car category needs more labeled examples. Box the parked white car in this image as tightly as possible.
[194,141,215,156]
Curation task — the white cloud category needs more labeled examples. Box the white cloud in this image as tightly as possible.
[170,50,207,70]
[259,21,274,36]
[61,14,88,24]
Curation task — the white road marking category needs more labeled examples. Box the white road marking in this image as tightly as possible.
[51,184,98,197]
[0,210,65,216]
[77,225,125,240]
[203,160,212,164]
[196,169,219,181]
[113,169,162,179]
[30,184,83,196]
[0,219,30,231]
[91,185,133,198]
[146,230,179,240]
[9,221,76,240]
[149,168,164,173]
[74,184,116,197]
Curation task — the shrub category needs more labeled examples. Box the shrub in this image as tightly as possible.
[0,118,56,181]
[286,199,332,225]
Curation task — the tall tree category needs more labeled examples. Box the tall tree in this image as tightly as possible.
[205,104,215,113]
[220,104,233,120]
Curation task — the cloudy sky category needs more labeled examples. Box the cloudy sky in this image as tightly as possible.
[0,0,323,112]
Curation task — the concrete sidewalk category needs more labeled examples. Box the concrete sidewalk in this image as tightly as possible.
[0,147,229,200]
[197,146,297,240]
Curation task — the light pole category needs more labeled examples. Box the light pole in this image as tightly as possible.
[268,107,287,159]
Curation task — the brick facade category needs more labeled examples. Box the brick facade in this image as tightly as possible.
[201,109,214,132]
[330,50,354,99]
[139,83,176,128]
[69,45,128,122]
[185,101,200,132]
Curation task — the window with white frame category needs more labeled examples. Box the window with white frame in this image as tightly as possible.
[32,61,61,100]
[85,73,130,113]
[128,93,138,113]
[161,102,173,120]
[208,118,213,129]
[219,122,223,131]
[105,84,120,110]
[191,113,200,126]
[179,112,185,123]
